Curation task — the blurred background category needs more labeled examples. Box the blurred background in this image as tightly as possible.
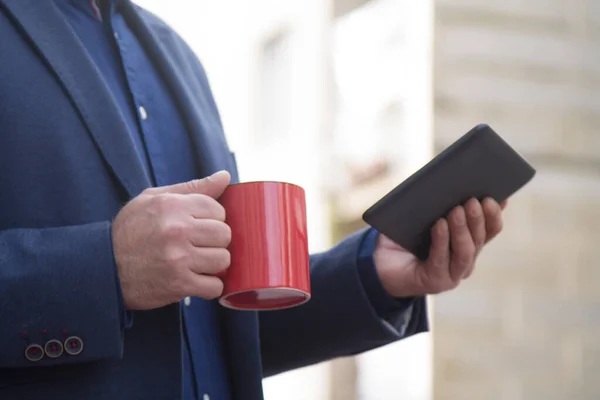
[136,0,600,399]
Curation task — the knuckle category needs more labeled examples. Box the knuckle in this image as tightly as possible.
[152,193,179,213]
[470,211,484,224]
[432,257,447,269]
[218,223,232,247]
[204,222,231,247]
[183,180,202,193]
[427,285,441,295]
[158,218,189,241]
[429,282,447,295]
[456,238,476,254]
[202,248,230,273]
[455,255,473,268]
[193,193,211,205]
[451,248,474,268]
[450,250,466,266]
[210,202,227,222]
[195,195,226,221]
[162,245,189,268]
[202,280,224,300]
[473,236,485,248]
[466,242,477,255]
[216,249,231,271]
[431,279,459,294]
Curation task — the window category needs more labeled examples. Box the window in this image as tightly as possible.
[256,31,292,145]
[333,0,374,19]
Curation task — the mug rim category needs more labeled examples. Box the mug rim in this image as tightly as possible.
[226,180,304,190]
[219,286,311,311]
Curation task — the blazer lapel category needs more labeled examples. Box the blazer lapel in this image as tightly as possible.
[1,0,152,199]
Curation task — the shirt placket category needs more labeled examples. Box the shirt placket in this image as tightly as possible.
[108,11,163,186]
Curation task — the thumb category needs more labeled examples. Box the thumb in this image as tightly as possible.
[153,170,231,198]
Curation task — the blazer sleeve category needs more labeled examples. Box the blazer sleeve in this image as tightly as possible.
[259,230,429,377]
[0,222,126,367]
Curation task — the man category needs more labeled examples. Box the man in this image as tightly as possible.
[0,0,506,399]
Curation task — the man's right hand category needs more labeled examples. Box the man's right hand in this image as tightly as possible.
[112,170,232,310]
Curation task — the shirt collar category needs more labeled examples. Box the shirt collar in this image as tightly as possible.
[65,0,126,21]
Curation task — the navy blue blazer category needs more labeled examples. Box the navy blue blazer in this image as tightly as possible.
[0,1,428,399]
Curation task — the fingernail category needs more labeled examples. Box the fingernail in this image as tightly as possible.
[208,170,230,181]
[469,204,481,218]
[211,170,227,177]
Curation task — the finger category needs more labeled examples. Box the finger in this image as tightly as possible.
[500,199,508,210]
[188,219,232,248]
[184,273,224,300]
[427,218,450,279]
[151,170,231,198]
[465,198,486,253]
[180,194,226,221]
[188,247,231,275]
[482,197,503,243]
[448,206,476,281]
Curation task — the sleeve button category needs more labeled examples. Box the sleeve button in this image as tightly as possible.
[25,344,44,362]
[44,339,64,358]
[64,336,84,356]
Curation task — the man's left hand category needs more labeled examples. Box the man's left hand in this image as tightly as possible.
[374,197,507,298]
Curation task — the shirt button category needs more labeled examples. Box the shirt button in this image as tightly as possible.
[203,394,210,400]
[138,106,148,121]
[184,297,191,306]
[113,32,119,41]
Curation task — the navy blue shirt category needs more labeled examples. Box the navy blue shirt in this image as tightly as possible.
[54,1,230,399]
[53,1,414,399]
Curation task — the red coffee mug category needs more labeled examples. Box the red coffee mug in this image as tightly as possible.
[217,181,311,311]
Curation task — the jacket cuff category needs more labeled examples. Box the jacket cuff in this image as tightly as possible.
[356,228,428,335]
[0,222,126,367]
[109,224,134,330]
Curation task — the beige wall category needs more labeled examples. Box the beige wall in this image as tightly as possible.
[432,1,600,399]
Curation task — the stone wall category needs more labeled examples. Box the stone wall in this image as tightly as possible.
[432,1,600,399]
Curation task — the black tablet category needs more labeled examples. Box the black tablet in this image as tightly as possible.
[362,123,536,261]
